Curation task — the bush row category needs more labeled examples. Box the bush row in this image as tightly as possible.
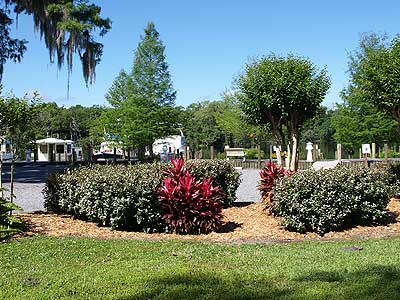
[44,160,241,232]
[272,164,397,234]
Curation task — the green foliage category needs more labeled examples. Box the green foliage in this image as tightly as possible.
[4,0,111,86]
[0,7,27,82]
[105,69,132,108]
[273,165,394,234]
[183,101,225,152]
[332,66,399,149]
[33,102,106,160]
[44,163,165,232]
[131,22,176,106]
[244,148,266,159]
[379,150,400,158]
[0,193,23,240]
[0,93,39,157]
[101,22,180,152]
[44,160,241,231]
[237,54,330,170]
[348,33,400,124]
[186,159,241,207]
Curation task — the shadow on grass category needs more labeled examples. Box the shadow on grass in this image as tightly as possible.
[121,272,288,300]
[295,265,400,299]
[120,265,400,300]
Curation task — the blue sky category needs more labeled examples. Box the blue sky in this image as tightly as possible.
[3,0,400,108]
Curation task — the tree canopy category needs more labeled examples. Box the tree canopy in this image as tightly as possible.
[237,54,330,170]
[0,7,26,82]
[131,22,176,106]
[349,33,400,123]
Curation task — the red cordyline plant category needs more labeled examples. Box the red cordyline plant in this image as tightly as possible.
[259,161,293,198]
[158,158,224,234]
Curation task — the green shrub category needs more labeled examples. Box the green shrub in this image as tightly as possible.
[44,164,165,232]
[379,150,400,158]
[273,165,394,234]
[216,152,226,159]
[186,159,241,207]
[0,194,23,240]
[245,148,266,159]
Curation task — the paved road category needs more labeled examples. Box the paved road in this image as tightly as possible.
[2,163,261,212]
[236,168,261,203]
[2,162,70,212]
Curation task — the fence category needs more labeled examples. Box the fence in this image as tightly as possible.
[227,158,400,170]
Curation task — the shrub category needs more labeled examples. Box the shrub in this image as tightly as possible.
[158,159,223,234]
[44,159,241,232]
[245,148,266,159]
[379,150,400,158]
[186,159,241,207]
[0,194,23,240]
[273,165,393,234]
[44,163,165,232]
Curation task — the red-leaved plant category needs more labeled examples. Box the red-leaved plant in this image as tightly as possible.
[259,161,289,196]
[158,158,224,234]
[259,161,293,212]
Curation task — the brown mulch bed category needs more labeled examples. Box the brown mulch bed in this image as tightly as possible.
[16,199,400,244]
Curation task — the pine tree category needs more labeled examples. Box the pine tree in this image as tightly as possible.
[131,22,176,106]
[105,69,132,108]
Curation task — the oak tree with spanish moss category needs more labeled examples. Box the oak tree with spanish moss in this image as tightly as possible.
[1,0,111,90]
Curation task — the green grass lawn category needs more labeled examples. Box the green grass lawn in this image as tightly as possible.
[1,236,400,300]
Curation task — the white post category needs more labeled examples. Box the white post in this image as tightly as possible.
[306,142,313,162]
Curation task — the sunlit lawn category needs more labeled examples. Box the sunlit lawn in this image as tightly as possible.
[1,236,400,299]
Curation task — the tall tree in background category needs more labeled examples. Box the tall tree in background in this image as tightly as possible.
[105,69,132,108]
[1,0,111,88]
[103,22,179,157]
[131,22,176,106]
[346,32,400,125]
[237,54,330,170]
[330,33,400,151]
[215,92,270,148]
[183,101,225,156]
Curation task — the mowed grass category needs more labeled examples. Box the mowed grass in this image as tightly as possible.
[1,236,400,300]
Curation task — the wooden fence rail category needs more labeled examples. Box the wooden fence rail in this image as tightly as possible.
[225,158,400,170]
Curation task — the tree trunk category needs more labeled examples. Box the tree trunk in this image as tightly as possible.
[0,154,3,199]
[9,154,16,216]
[289,131,299,171]
[275,147,282,166]
[286,143,291,169]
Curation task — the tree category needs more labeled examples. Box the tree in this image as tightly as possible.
[345,33,400,124]
[0,93,39,202]
[331,87,398,150]
[99,95,182,159]
[237,54,330,170]
[102,22,179,157]
[131,22,176,106]
[0,7,27,82]
[183,101,225,156]
[1,0,111,88]
[105,69,132,108]
[215,92,270,148]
